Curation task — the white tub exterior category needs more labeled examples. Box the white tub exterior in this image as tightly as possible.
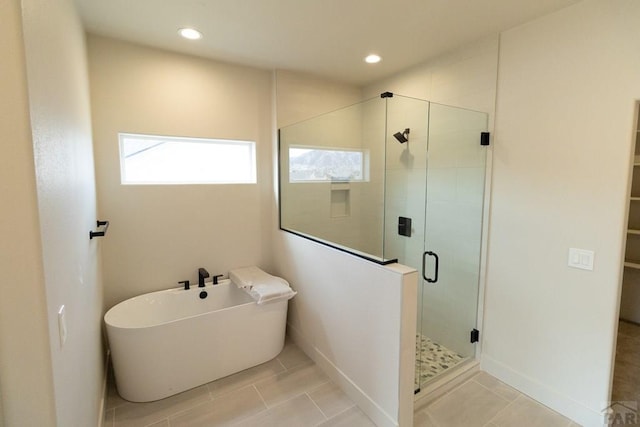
[104,279,287,402]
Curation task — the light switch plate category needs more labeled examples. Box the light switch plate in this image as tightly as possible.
[568,248,594,271]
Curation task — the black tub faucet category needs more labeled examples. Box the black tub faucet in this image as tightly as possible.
[198,268,209,287]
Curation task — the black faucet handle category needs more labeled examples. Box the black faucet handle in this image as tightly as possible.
[179,280,190,290]
[213,274,224,285]
[198,268,210,287]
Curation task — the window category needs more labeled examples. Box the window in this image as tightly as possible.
[288,146,367,182]
[119,133,256,185]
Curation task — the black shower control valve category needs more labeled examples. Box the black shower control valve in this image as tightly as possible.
[398,216,412,237]
[199,291,208,299]
[213,274,224,285]
[179,280,190,290]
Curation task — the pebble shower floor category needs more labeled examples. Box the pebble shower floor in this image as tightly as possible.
[415,334,466,388]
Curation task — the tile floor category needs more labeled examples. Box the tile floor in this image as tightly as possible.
[104,338,375,427]
[414,372,579,427]
[104,338,578,427]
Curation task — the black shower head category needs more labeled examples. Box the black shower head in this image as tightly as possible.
[393,128,410,143]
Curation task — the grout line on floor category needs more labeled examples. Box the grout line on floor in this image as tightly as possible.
[275,357,287,371]
[482,394,520,427]
[317,403,357,426]
[421,409,442,427]
[252,383,269,411]
[144,418,169,427]
[306,391,330,421]
[268,391,309,410]
[307,380,332,399]
[471,376,512,404]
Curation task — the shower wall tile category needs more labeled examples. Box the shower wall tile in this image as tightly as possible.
[456,167,486,207]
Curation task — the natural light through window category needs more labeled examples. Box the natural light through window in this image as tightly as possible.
[289,146,367,182]
[119,133,256,185]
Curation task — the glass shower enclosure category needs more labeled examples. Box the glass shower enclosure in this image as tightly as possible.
[279,93,488,392]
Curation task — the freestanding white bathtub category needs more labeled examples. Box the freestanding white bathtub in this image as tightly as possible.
[104,279,287,402]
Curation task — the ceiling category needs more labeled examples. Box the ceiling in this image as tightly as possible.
[74,0,581,86]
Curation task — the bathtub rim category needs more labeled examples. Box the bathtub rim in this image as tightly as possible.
[104,281,259,330]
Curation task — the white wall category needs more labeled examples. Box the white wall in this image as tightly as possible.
[0,0,57,425]
[363,35,499,123]
[20,0,105,425]
[273,71,417,427]
[482,1,640,425]
[87,36,274,309]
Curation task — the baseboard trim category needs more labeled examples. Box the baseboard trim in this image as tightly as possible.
[481,354,607,427]
[286,323,399,427]
[97,349,110,427]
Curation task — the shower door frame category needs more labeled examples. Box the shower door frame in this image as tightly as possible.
[381,94,490,394]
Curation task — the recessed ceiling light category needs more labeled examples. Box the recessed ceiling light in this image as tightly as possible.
[364,54,382,64]
[178,28,202,40]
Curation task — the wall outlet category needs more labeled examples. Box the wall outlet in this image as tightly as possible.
[568,248,595,271]
[58,305,67,348]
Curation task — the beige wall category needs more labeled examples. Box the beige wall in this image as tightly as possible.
[275,70,362,128]
[483,1,640,425]
[0,0,57,425]
[88,36,274,309]
[20,0,105,424]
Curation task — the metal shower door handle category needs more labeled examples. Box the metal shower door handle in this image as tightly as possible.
[422,251,439,283]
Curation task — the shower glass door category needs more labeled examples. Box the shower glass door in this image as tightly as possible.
[417,103,488,389]
[382,95,488,391]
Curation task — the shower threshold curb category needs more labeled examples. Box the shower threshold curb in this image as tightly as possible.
[414,359,480,411]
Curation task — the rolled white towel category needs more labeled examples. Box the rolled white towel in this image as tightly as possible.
[229,266,296,305]
[248,282,297,305]
[229,266,286,288]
